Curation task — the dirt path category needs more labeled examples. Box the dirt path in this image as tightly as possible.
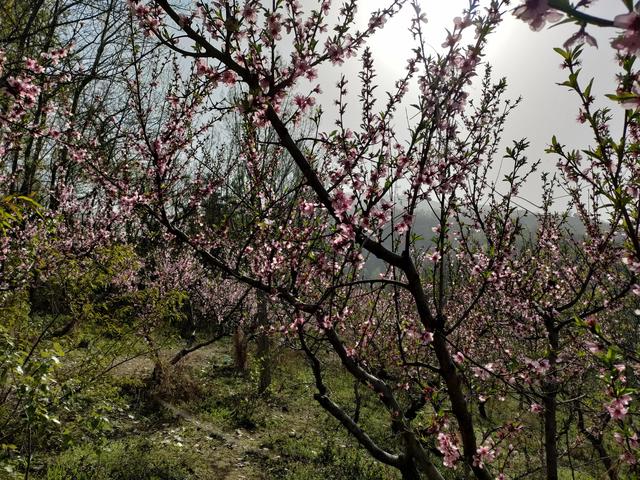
[112,343,272,480]
[155,396,271,480]
[154,397,227,439]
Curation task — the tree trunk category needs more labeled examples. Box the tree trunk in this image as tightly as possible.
[543,320,559,480]
[401,462,421,480]
[233,325,248,373]
[144,332,164,386]
[432,331,492,480]
[404,433,446,480]
[592,439,617,480]
[255,290,271,394]
[404,260,490,480]
[577,408,618,480]
[543,391,558,480]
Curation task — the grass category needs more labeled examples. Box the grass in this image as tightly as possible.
[46,436,208,480]
[21,337,614,480]
[29,338,401,480]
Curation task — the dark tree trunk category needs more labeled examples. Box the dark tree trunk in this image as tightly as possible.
[401,461,421,480]
[593,439,617,480]
[143,332,165,386]
[432,331,492,480]
[543,392,558,480]
[543,320,559,480]
[577,408,618,480]
[255,290,271,394]
[233,326,247,373]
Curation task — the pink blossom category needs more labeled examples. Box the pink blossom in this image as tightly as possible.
[395,214,414,234]
[422,331,434,344]
[243,5,258,24]
[563,29,598,48]
[221,70,237,85]
[428,251,442,263]
[166,95,179,107]
[453,16,472,29]
[300,201,315,216]
[368,13,387,30]
[614,432,625,445]
[293,94,316,112]
[331,190,352,217]
[437,432,461,468]
[621,451,638,465]
[513,1,563,31]
[472,364,494,381]
[525,357,550,375]
[305,67,318,81]
[266,14,282,40]
[128,0,162,36]
[195,59,211,76]
[612,11,640,54]
[7,76,40,106]
[606,396,631,420]
[474,444,496,469]
[586,341,604,354]
[326,41,345,65]
[615,11,640,30]
[395,221,409,234]
[24,57,43,73]
[332,223,355,249]
[442,31,461,48]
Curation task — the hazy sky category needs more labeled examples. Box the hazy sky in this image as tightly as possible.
[313,1,622,211]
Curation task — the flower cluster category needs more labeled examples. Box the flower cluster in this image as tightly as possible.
[513,0,562,31]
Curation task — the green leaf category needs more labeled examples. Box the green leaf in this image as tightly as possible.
[553,47,570,60]
[583,78,594,98]
[52,342,65,357]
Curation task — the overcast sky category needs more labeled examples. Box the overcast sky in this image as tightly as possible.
[311,1,622,211]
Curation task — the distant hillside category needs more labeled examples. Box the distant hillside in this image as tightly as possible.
[362,208,589,276]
